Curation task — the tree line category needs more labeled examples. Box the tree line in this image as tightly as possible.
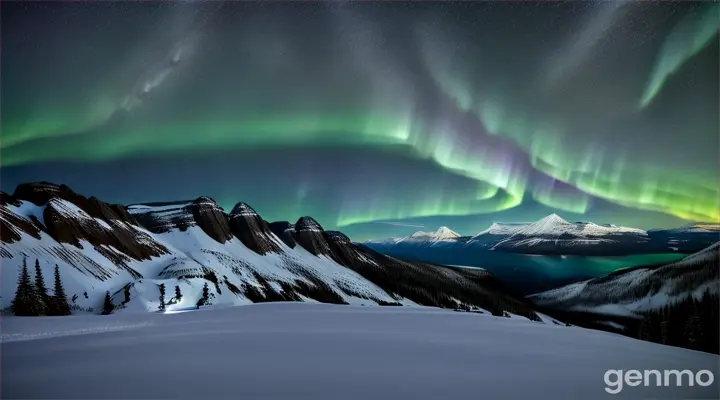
[636,290,719,354]
[11,258,72,316]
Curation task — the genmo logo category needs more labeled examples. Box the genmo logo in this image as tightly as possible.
[604,369,715,394]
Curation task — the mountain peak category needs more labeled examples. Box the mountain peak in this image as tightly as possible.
[408,226,460,242]
[295,216,324,232]
[541,213,568,223]
[192,196,218,205]
[435,226,461,238]
[229,202,258,217]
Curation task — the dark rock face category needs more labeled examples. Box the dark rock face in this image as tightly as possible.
[185,197,234,243]
[0,191,22,207]
[4,183,169,264]
[268,221,296,248]
[228,203,281,255]
[294,216,331,256]
[129,201,195,234]
[324,231,352,244]
[13,182,140,227]
[42,198,169,262]
[13,182,70,206]
[0,204,42,243]
[86,197,137,225]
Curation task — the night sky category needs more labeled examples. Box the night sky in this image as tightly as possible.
[2,1,718,240]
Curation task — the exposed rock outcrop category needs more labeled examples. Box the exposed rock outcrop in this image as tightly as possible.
[228,202,281,254]
[294,216,331,256]
[186,197,234,243]
[268,221,297,248]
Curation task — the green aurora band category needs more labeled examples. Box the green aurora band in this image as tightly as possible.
[2,2,718,230]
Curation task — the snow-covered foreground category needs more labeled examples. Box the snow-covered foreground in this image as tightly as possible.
[3,303,718,399]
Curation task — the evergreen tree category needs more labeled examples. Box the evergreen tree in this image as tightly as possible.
[33,259,49,315]
[101,291,114,315]
[175,285,182,301]
[158,284,166,311]
[11,258,40,316]
[51,265,72,316]
[197,282,210,308]
[123,285,131,304]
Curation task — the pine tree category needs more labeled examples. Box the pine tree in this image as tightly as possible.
[51,265,72,316]
[197,282,210,308]
[123,285,131,304]
[11,258,40,316]
[158,284,166,311]
[175,285,182,301]
[101,291,114,315]
[33,259,49,315]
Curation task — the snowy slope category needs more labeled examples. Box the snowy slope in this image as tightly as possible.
[471,222,528,237]
[2,303,718,399]
[529,242,720,316]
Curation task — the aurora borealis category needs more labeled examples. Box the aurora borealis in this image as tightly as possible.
[2,1,718,240]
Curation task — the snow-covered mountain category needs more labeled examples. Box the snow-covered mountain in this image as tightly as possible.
[528,242,720,353]
[471,222,527,237]
[372,226,462,247]
[0,182,539,319]
[367,214,649,256]
[489,213,649,254]
[366,213,713,258]
[529,242,720,314]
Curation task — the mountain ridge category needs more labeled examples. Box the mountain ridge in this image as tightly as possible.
[1,182,540,321]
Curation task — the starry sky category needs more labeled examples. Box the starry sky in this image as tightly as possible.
[2,1,718,240]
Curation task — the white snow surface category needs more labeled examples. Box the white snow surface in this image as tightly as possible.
[472,222,528,237]
[2,303,717,399]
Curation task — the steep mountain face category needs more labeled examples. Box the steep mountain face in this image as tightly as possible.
[529,242,720,314]
[267,221,296,248]
[293,217,331,256]
[471,222,526,238]
[1,182,540,321]
[529,242,720,354]
[227,203,282,255]
[2,183,170,281]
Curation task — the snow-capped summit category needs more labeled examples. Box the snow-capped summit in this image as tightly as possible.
[507,213,577,238]
[411,226,460,239]
[229,202,259,217]
[365,226,462,247]
[496,214,647,239]
[486,214,649,254]
[407,226,461,243]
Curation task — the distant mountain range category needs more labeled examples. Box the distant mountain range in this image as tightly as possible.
[0,182,539,320]
[363,214,719,294]
[367,213,719,256]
